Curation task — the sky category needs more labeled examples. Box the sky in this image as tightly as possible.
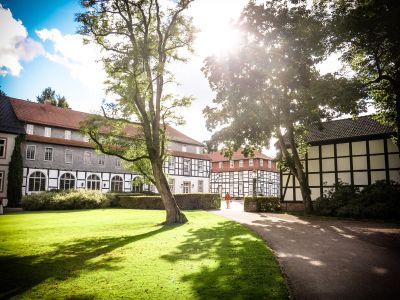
[0,0,342,157]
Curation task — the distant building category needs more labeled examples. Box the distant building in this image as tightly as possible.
[209,150,280,198]
[1,96,210,197]
[280,116,400,206]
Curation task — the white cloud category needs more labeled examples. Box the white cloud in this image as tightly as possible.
[0,4,44,76]
[36,28,107,95]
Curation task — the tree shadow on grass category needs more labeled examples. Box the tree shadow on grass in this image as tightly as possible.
[0,224,179,299]
[161,221,288,300]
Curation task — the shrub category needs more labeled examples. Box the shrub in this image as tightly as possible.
[244,196,281,212]
[117,193,221,210]
[314,180,400,220]
[22,189,113,210]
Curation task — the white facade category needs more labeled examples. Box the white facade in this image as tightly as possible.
[0,133,18,201]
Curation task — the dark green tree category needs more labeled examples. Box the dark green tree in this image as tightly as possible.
[323,0,400,151]
[36,87,70,108]
[0,86,6,96]
[7,135,24,207]
[203,0,365,213]
[77,0,195,224]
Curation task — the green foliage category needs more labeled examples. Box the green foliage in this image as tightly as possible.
[7,135,24,207]
[0,210,288,299]
[36,87,70,108]
[244,196,281,213]
[21,189,114,210]
[314,180,400,220]
[117,193,221,210]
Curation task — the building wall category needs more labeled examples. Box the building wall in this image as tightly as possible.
[281,137,400,202]
[211,158,276,173]
[210,170,280,198]
[0,133,17,201]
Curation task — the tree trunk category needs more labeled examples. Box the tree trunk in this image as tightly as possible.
[151,159,188,224]
[394,82,400,156]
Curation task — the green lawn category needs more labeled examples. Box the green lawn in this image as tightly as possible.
[0,209,288,299]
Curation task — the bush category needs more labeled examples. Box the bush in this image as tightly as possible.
[22,189,114,210]
[117,193,221,210]
[314,180,400,220]
[244,196,281,212]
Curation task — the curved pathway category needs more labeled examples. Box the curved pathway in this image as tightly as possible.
[212,200,400,300]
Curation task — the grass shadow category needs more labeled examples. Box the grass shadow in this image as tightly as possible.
[0,224,180,299]
[161,221,288,299]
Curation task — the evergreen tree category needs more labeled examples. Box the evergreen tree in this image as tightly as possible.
[7,135,24,207]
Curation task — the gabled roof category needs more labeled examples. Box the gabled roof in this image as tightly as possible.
[208,149,273,162]
[303,115,394,144]
[8,97,203,146]
[0,96,25,134]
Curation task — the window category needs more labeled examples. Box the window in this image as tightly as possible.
[26,124,34,134]
[249,159,254,167]
[198,180,204,192]
[84,151,91,164]
[98,154,105,166]
[218,161,223,169]
[183,181,191,193]
[183,158,191,175]
[111,175,124,192]
[169,156,175,169]
[65,130,71,140]
[239,160,243,168]
[268,160,272,168]
[239,172,243,181]
[65,149,73,164]
[87,174,101,190]
[44,127,51,137]
[196,147,201,154]
[198,160,204,173]
[0,171,4,192]
[182,144,187,152]
[169,178,175,193]
[0,138,6,158]
[115,158,121,167]
[260,159,264,166]
[60,173,75,190]
[28,171,46,192]
[229,160,234,168]
[26,145,36,160]
[44,147,53,161]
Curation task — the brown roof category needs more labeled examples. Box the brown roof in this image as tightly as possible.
[208,149,274,162]
[9,97,203,146]
[26,134,93,148]
[170,150,211,160]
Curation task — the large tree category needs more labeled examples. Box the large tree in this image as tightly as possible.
[203,0,365,213]
[36,87,70,108]
[77,0,195,224]
[323,0,400,152]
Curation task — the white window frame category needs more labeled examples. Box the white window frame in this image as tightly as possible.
[169,178,175,193]
[44,147,53,161]
[198,180,204,193]
[183,158,191,175]
[198,160,204,173]
[268,160,272,168]
[218,161,223,169]
[98,154,105,166]
[260,159,264,166]
[26,145,36,160]
[249,159,254,167]
[0,138,6,159]
[0,170,4,192]
[44,127,51,137]
[87,174,101,190]
[65,130,72,140]
[111,175,124,192]
[26,124,34,135]
[65,149,73,164]
[59,173,76,190]
[196,147,200,154]
[182,144,187,152]
[229,160,234,168]
[169,156,175,169]
[84,151,91,165]
[28,171,46,192]
[183,181,191,193]
[115,157,121,167]
[239,159,243,168]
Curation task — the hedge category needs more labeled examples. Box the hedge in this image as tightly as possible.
[22,189,114,210]
[244,196,281,212]
[116,193,221,210]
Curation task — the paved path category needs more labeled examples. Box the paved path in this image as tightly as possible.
[212,200,400,300]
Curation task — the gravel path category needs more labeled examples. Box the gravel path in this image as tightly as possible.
[212,200,400,300]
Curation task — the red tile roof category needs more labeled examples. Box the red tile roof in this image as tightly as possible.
[208,149,274,162]
[9,97,203,146]
[26,134,93,148]
[170,150,211,160]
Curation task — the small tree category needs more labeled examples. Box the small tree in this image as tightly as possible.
[36,87,70,108]
[7,135,24,207]
[77,0,195,224]
[203,0,365,213]
[323,0,400,152]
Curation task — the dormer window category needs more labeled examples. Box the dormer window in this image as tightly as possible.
[182,144,187,152]
[65,130,71,140]
[249,159,254,167]
[196,147,201,154]
[268,160,272,168]
[26,124,34,135]
[218,161,223,169]
[229,160,234,168]
[239,160,243,168]
[260,159,264,166]
[44,127,51,137]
